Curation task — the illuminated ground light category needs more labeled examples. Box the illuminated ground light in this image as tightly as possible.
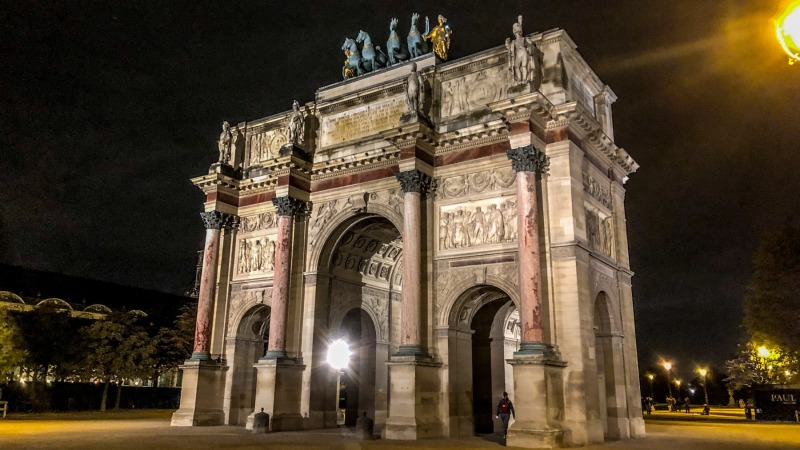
[776,1,800,64]
[326,339,351,370]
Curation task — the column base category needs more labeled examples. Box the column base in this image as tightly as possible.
[245,357,306,431]
[171,360,228,426]
[507,350,567,448]
[384,356,442,440]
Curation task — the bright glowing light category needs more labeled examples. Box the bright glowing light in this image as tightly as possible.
[699,368,707,377]
[663,362,672,371]
[674,379,682,386]
[326,339,351,370]
[757,346,770,358]
[786,370,792,376]
[647,374,654,381]
[689,388,696,395]
[776,1,800,64]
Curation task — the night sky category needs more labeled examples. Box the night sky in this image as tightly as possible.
[2,1,798,379]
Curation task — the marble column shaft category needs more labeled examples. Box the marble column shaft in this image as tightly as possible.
[395,169,432,352]
[193,211,235,360]
[266,196,305,358]
[507,145,549,345]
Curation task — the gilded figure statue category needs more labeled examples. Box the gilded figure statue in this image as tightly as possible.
[505,15,536,84]
[287,100,305,146]
[423,15,452,60]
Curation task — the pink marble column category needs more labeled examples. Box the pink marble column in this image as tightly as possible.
[395,169,432,355]
[506,145,552,354]
[264,196,305,359]
[192,211,235,360]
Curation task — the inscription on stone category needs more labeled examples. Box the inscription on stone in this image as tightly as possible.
[320,97,406,147]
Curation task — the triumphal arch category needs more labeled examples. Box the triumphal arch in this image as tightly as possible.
[172,14,644,447]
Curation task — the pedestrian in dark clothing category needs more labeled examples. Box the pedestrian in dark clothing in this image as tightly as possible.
[684,397,690,413]
[496,392,515,439]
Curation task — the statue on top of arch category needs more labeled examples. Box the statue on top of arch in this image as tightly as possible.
[505,15,538,85]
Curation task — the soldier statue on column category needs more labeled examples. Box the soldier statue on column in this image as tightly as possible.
[505,15,536,84]
[286,100,305,147]
[218,121,233,164]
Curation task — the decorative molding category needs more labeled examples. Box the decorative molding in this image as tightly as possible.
[434,166,516,200]
[241,212,278,233]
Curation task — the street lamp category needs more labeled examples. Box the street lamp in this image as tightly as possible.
[327,339,351,426]
[776,1,800,64]
[663,362,673,401]
[699,368,710,406]
[647,374,655,397]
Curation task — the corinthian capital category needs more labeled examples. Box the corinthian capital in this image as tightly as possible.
[395,169,433,196]
[200,211,236,230]
[272,196,306,217]
[507,145,549,176]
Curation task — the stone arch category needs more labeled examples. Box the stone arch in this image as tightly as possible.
[0,291,24,304]
[593,290,628,439]
[592,287,621,335]
[440,277,520,328]
[307,205,402,273]
[224,302,271,425]
[227,289,272,337]
[83,304,112,314]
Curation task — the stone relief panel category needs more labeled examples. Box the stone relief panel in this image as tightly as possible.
[441,64,510,118]
[438,198,517,251]
[368,188,406,217]
[434,166,516,200]
[330,232,402,285]
[586,208,614,258]
[227,288,272,335]
[236,235,277,274]
[307,195,366,246]
[248,128,287,167]
[582,172,612,209]
[504,309,521,340]
[240,212,278,233]
[319,96,406,148]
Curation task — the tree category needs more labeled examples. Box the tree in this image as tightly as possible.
[150,303,196,387]
[743,227,800,350]
[80,311,155,410]
[0,308,25,380]
[12,305,79,384]
[725,341,798,390]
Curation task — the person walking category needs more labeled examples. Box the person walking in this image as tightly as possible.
[496,392,516,439]
[684,397,690,413]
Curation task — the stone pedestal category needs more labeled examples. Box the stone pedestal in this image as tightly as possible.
[245,358,306,432]
[171,360,227,426]
[507,354,567,448]
[383,357,442,440]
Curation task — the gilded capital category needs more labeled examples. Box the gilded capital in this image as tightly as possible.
[272,196,306,217]
[507,145,549,176]
[200,211,236,230]
[396,169,433,196]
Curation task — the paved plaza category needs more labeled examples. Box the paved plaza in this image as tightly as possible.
[1,407,799,449]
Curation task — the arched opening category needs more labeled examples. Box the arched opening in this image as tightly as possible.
[307,212,402,432]
[449,284,519,436]
[594,291,619,439]
[225,304,270,425]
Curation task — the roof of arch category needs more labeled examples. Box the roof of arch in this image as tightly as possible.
[37,298,73,310]
[0,291,25,304]
[83,304,112,314]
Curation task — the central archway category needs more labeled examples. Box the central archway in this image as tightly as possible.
[224,303,270,425]
[306,212,403,433]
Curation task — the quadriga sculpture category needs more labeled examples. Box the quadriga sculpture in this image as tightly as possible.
[407,12,429,58]
[355,30,388,72]
[342,37,364,80]
[386,17,409,65]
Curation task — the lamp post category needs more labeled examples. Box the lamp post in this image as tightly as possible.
[663,362,673,400]
[699,368,710,406]
[647,374,655,397]
[327,339,351,426]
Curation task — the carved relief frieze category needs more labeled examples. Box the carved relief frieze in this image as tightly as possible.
[582,172,612,209]
[236,235,277,274]
[434,166,516,200]
[441,64,510,118]
[586,208,614,258]
[248,128,287,167]
[240,212,278,233]
[439,198,517,251]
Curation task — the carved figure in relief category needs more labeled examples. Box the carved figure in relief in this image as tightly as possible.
[486,204,505,244]
[423,15,452,60]
[505,15,536,84]
[504,202,518,241]
[287,100,305,146]
[218,121,233,164]
[407,13,429,58]
[265,240,275,271]
[472,207,486,245]
[238,240,248,273]
[250,240,261,272]
[260,133,270,160]
[388,189,405,215]
[386,18,408,65]
[405,62,426,114]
